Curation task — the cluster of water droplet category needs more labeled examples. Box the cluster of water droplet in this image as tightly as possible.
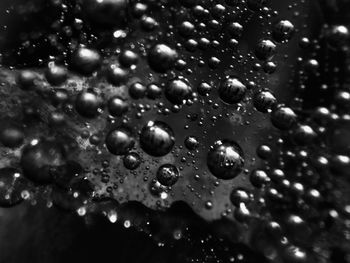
[0,0,349,261]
